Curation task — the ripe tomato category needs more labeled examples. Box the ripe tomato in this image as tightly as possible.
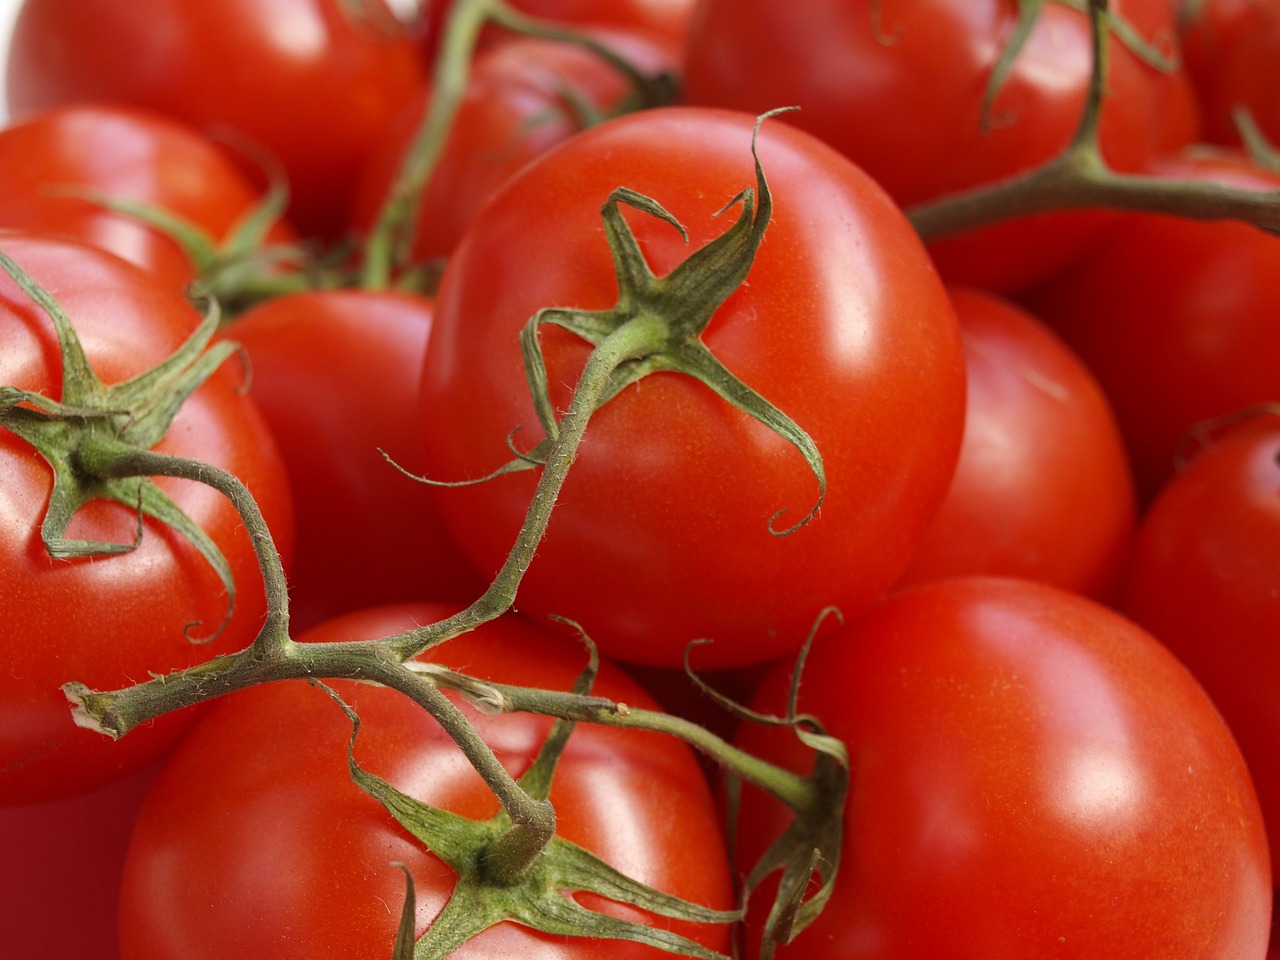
[118,603,735,959]
[419,106,966,669]
[735,576,1273,959]
[0,233,294,804]
[226,290,486,629]
[5,0,425,239]
[681,0,1194,293]
[894,287,1136,600]
[1023,148,1280,502]
[0,103,295,291]
[1120,416,1280,878]
[1178,0,1280,145]
[352,26,679,264]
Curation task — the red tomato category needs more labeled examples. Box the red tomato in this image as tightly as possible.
[1023,148,1280,502]
[226,290,486,629]
[0,759,161,959]
[0,233,294,803]
[1178,0,1280,145]
[419,106,966,669]
[5,0,426,239]
[1120,416,1280,878]
[417,0,696,62]
[0,103,296,291]
[352,27,679,264]
[118,603,735,959]
[735,577,1273,959]
[681,0,1194,293]
[895,287,1136,600]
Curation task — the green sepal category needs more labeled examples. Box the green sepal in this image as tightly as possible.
[321,683,741,960]
[0,248,240,641]
[484,109,826,533]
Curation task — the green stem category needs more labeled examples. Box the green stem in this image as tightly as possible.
[907,0,1280,240]
[384,312,668,662]
[92,443,293,655]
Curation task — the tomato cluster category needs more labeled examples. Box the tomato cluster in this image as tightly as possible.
[1,1,1278,958]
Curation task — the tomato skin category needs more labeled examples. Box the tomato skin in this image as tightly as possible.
[0,233,294,804]
[895,287,1136,600]
[0,103,295,291]
[226,290,486,630]
[681,0,1191,293]
[118,603,735,960]
[1179,0,1280,146]
[1023,149,1280,502]
[736,576,1272,959]
[419,106,966,669]
[352,27,679,263]
[1120,419,1280,878]
[5,0,426,239]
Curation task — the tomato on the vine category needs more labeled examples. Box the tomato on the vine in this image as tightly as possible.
[735,576,1272,959]
[681,0,1196,293]
[0,233,294,804]
[418,106,966,669]
[118,603,735,959]
[4,0,426,239]
[894,286,1135,600]
[0,103,296,291]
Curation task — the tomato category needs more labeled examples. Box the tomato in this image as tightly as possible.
[1178,0,1280,145]
[681,0,1194,293]
[1120,415,1280,878]
[417,0,696,63]
[419,106,966,669]
[118,603,735,959]
[0,759,161,960]
[1022,148,1280,502]
[0,233,294,803]
[894,287,1136,600]
[226,290,486,630]
[735,576,1272,959]
[352,26,679,264]
[4,0,426,239]
[0,102,295,291]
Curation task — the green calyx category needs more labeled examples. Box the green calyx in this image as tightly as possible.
[449,108,826,537]
[319,643,742,960]
[0,249,240,641]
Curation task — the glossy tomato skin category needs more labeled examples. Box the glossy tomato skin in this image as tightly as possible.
[1179,0,1280,145]
[5,0,425,239]
[681,0,1193,293]
[0,103,295,291]
[227,290,486,630]
[895,287,1136,600]
[352,27,679,263]
[1023,149,1280,502]
[419,106,966,669]
[118,603,735,959]
[1121,419,1280,878]
[736,577,1272,959]
[0,234,294,804]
